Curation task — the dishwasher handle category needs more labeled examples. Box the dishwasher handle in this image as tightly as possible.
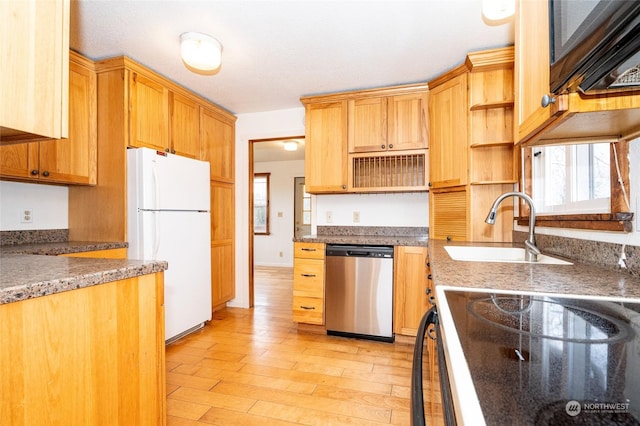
[347,250,373,257]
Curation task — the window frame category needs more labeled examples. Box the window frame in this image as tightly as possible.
[253,172,271,235]
[519,140,632,232]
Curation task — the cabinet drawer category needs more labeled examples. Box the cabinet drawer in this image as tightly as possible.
[294,242,325,259]
[293,259,324,298]
[292,296,324,325]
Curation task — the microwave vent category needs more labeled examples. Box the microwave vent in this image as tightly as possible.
[610,64,640,88]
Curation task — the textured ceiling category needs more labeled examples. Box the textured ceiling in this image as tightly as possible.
[70,0,514,116]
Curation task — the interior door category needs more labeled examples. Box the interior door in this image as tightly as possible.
[294,177,311,239]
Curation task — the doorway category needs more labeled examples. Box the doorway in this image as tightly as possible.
[248,136,305,307]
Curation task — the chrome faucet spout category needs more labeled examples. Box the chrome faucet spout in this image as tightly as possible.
[485,191,540,262]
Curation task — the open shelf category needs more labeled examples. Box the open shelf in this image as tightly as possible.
[469,100,514,111]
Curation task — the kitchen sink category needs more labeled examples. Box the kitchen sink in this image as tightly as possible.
[444,246,573,265]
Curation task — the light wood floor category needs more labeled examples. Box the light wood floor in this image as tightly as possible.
[165,266,443,425]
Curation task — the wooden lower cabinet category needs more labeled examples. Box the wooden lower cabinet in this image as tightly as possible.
[210,180,235,311]
[292,242,325,325]
[211,242,235,310]
[393,245,431,337]
[0,273,166,425]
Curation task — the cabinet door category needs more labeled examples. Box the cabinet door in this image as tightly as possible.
[429,188,468,241]
[0,143,39,179]
[128,71,169,151]
[1,0,69,141]
[393,245,430,336]
[514,0,566,144]
[304,101,348,193]
[348,97,387,153]
[210,181,235,309]
[169,92,199,158]
[200,107,235,183]
[388,92,428,151]
[39,58,97,185]
[428,73,468,187]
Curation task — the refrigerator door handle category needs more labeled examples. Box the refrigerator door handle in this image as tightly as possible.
[152,211,160,259]
[151,160,160,210]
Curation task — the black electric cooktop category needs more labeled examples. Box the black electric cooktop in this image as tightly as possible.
[444,290,640,425]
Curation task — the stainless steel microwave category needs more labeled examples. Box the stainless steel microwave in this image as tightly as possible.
[549,0,640,95]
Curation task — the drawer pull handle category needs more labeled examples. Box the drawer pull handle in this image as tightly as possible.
[301,273,316,277]
[300,305,315,310]
[301,248,316,251]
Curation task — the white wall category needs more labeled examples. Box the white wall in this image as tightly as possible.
[0,181,68,231]
[254,159,305,267]
[516,140,640,246]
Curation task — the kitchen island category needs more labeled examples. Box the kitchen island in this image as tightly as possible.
[0,249,168,425]
[428,239,640,425]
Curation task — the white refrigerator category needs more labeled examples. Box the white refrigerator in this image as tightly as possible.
[127,147,212,342]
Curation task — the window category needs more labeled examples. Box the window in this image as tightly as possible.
[254,173,270,235]
[301,184,311,226]
[521,140,631,232]
[532,143,610,214]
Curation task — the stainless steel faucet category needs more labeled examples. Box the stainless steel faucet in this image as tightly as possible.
[485,191,541,262]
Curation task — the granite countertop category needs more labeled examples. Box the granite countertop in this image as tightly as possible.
[429,239,640,300]
[0,254,167,305]
[1,241,128,255]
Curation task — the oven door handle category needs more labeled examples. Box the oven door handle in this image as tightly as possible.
[410,306,438,426]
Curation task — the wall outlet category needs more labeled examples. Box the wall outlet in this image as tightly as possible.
[326,211,333,223]
[279,251,283,257]
[21,208,33,223]
[353,211,360,223]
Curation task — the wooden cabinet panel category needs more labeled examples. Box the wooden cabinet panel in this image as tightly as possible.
[128,71,169,151]
[293,242,325,259]
[200,107,235,183]
[1,0,69,142]
[430,189,468,241]
[293,259,324,297]
[348,97,387,153]
[388,92,428,151]
[0,274,166,425]
[393,246,430,336]
[0,53,97,185]
[428,73,468,188]
[170,92,199,158]
[292,296,324,325]
[211,242,235,310]
[0,143,38,179]
[304,101,348,193]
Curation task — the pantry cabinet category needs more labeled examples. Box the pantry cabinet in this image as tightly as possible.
[200,106,235,183]
[429,47,515,242]
[209,181,235,310]
[292,242,325,325]
[0,51,97,185]
[514,0,640,145]
[1,0,70,143]
[393,245,431,337]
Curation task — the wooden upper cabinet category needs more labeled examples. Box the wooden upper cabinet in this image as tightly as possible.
[428,72,468,188]
[200,106,235,183]
[387,92,428,151]
[348,92,428,153]
[1,0,70,143]
[0,52,97,185]
[170,92,199,158]
[514,0,565,144]
[128,71,169,151]
[348,97,387,153]
[304,101,348,193]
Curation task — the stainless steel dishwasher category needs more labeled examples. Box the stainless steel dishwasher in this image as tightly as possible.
[325,244,394,342]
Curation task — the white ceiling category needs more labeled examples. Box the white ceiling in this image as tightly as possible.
[70,0,514,116]
[253,138,306,162]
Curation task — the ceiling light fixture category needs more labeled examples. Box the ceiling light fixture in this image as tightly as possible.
[180,32,223,72]
[283,141,298,151]
[481,0,515,22]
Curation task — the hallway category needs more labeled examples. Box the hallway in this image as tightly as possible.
[165,266,442,425]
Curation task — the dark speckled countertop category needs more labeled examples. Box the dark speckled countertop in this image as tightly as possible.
[1,240,128,255]
[294,225,429,247]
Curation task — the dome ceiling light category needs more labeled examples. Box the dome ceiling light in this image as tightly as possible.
[180,32,223,73]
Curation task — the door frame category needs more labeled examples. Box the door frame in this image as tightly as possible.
[248,135,305,308]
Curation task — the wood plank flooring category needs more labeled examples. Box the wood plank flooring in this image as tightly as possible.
[166,266,443,425]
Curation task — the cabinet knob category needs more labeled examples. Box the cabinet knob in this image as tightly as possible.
[165,148,170,152]
[425,287,432,295]
[428,182,432,187]
[31,169,39,176]
[381,144,386,149]
[171,150,176,154]
[342,185,347,190]
[427,274,432,280]
[541,94,556,108]
[42,171,50,177]
[388,144,393,149]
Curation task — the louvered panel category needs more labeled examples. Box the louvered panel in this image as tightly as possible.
[351,151,426,191]
[431,190,467,240]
